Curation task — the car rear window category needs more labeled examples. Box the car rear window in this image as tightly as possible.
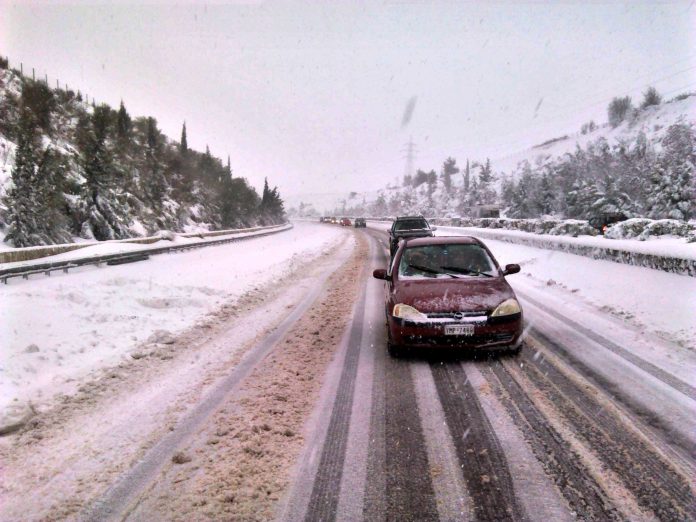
[394,219,428,231]
[398,244,496,279]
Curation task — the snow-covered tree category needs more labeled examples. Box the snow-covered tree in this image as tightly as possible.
[116,100,131,147]
[180,121,188,154]
[4,108,39,246]
[441,157,458,194]
[646,122,695,220]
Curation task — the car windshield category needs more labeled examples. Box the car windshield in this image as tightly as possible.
[398,244,496,279]
[394,219,428,231]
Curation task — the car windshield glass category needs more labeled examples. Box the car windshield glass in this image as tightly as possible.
[398,244,497,279]
[394,219,428,231]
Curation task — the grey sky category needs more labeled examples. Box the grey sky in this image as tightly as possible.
[1,1,694,198]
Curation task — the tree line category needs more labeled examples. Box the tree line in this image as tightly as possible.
[1,63,285,247]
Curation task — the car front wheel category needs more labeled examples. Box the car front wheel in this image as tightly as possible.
[508,342,524,357]
[387,341,402,358]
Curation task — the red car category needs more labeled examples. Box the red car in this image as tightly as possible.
[340,218,352,226]
[373,236,523,356]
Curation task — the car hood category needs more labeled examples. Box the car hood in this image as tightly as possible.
[393,277,516,313]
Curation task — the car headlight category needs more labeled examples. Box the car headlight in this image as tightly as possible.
[491,298,521,317]
[393,303,428,322]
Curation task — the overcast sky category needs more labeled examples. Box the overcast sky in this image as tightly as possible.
[1,1,694,198]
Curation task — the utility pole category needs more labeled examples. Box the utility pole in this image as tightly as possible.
[401,136,417,187]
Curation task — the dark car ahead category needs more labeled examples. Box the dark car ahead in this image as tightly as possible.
[388,215,435,258]
[589,212,627,234]
[354,217,367,228]
[373,236,523,357]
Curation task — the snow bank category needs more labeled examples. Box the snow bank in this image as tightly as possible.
[0,222,348,423]
[438,225,696,276]
[474,236,696,351]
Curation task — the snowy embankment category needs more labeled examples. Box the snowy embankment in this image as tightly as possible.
[440,225,696,276]
[367,221,696,349]
[0,222,348,426]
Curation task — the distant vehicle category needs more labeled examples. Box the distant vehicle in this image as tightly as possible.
[589,212,627,234]
[373,235,523,357]
[319,217,327,223]
[354,217,366,228]
[340,217,352,226]
[388,216,435,258]
[328,216,337,224]
[473,205,500,218]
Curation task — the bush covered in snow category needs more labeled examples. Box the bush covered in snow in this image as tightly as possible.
[547,220,598,237]
[604,218,695,241]
[434,216,696,241]
[604,218,653,239]
[636,219,694,241]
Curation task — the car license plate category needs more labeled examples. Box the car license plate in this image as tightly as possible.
[445,324,474,336]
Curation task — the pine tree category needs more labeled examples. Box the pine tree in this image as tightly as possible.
[180,122,188,154]
[477,158,497,204]
[81,105,131,240]
[441,157,458,194]
[116,100,132,146]
[537,171,555,215]
[592,174,632,215]
[144,117,168,209]
[34,147,71,243]
[259,177,285,224]
[5,108,39,246]
[646,122,695,220]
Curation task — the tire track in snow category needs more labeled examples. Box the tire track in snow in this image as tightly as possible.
[513,346,696,521]
[430,361,524,521]
[483,360,621,521]
[382,357,439,521]
[302,255,368,521]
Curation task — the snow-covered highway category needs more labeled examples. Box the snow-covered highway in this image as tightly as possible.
[0,221,694,521]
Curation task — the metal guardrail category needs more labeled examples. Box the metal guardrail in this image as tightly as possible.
[0,224,292,284]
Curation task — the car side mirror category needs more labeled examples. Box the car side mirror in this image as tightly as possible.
[431,226,438,231]
[373,268,390,280]
[503,264,520,276]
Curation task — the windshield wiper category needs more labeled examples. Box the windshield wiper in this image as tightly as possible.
[440,265,494,278]
[407,264,459,278]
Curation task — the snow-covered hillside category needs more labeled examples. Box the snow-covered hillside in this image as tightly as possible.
[494,94,696,175]
[288,93,695,221]
[0,65,285,248]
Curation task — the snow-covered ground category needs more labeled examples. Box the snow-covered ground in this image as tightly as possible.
[368,221,696,349]
[494,94,696,175]
[0,222,348,421]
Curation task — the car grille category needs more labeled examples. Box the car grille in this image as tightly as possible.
[403,332,515,346]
